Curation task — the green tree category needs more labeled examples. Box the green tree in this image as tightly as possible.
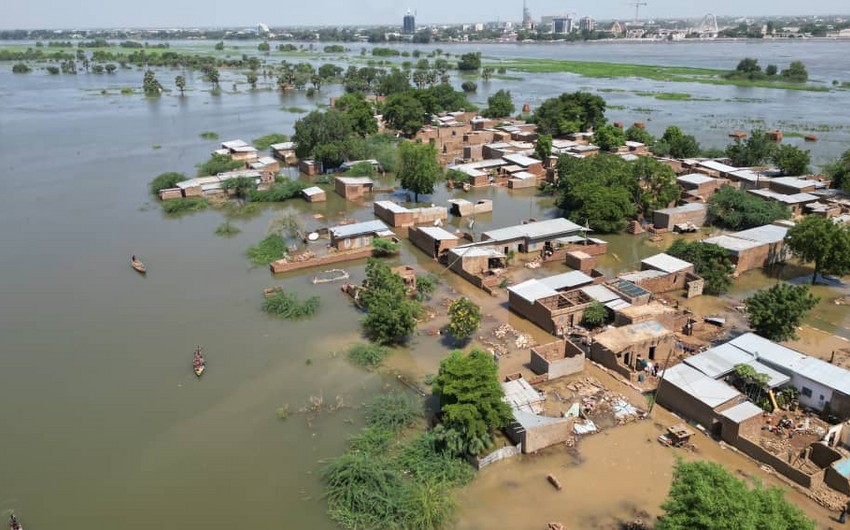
[335,92,377,136]
[657,460,815,530]
[744,284,819,342]
[667,239,734,295]
[12,63,31,73]
[446,298,481,341]
[142,69,162,96]
[383,92,427,136]
[318,63,343,80]
[556,154,635,233]
[105,63,117,74]
[653,126,701,159]
[292,109,354,169]
[765,64,778,76]
[432,349,513,456]
[205,66,220,89]
[825,148,850,192]
[482,89,514,118]
[361,259,420,345]
[481,67,494,81]
[534,133,552,160]
[214,41,224,51]
[246,71,258,89]
[532,91,607,136]
[397,142,442,202]
[735,57,762,74]
[258,41,270,52]
[174,75,186,95]
[708,185,790,230]
[594,124,626,152]
[772,144,810,176]
[631,157,680,215]
[786,215,850,285]
[150,172,186,195]
[377,68,411,96]
[581,301,608,329]
[625,125,654,146]
[781,60,808,82]
[456,52,481,71]
[460,80,477,93]
[726,129,776,167]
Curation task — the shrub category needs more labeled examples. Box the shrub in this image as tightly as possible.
[12,63,31,73]
[581,301,608,328]
[447,298,481,341]
[214,221,240,236]
[200,131,219,140]
[161,197,208,214]
[252,133,288,150]
[365,392,420,431]
[246,234,286,265]
[347,343,391,368]
[262,290,321,319]
[372,238,400,256]
[248,180,307,202]
[150,171,186,195]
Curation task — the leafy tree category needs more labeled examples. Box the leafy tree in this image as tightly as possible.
[12,63,31,73]
[667,239,734,295]
[581,301,608,329]
[534,133,552,160]
[652,126,701,159]
[372,238,401,256]
[398,142,442,202]
[744,284,819,342]
[415,274,437,301]
[376,68,411,96]
[786,215,850,285]
[482,89,514,118]
[318,63,343,80]
[772,144,810,176]
[258,41,270,52]
[196,153,244,176]
[105,63,117,74]
[292,110,354,169]
[781,61,808,82]
[173,75,186,95]
[726,129,776,167]
[481,67,494,81]
[246,71,258,89]
[594,124,626,152]
[383,92,426,136]
[824,148,850,192]
[446,298,481,341]
[335,92,378,136]
[765,64,778,76]
[205,66,220,89]
[532,91,607,136]
[625,125,654,146]
[346,161,376,177]
[456,52,481,71]
[214,41,224,51]
[142,69,162,96]
[708,185,790,230]
[735,57,762,74]
[361,259,421,345]
[556,154,635,233]
[46,66,59,75]
[150,172,186,195]
[432,349,513,456]
[657,460,815,530]
[631,157,680,215]
[460,80,477,93]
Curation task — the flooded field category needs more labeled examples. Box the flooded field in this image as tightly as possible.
[1,39,849,528]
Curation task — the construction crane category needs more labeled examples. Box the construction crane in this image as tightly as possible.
[629,1,647,25]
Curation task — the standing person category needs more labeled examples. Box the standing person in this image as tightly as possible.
[839,505,846,524]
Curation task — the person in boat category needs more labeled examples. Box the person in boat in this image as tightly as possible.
[132,255,136,262]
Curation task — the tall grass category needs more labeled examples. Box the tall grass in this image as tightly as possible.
[246,234,286,265]
[262,290,320,320]
[162,197,208,214]
[347,343,391,368]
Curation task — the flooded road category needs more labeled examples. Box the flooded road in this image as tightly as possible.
[1,39,849,528]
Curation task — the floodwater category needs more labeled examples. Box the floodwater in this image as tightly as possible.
[0,39,849,528]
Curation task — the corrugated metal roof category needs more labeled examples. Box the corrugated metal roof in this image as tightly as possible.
[502,153,540,167]
[771,177,824,190]
[654,203,708,216]
[619,270,667,283]
[794,357,850,395]
[702,234,762,253]
[606,299,632,311]
[750,189,819,204]
[727,333,806,371]
[539,271,594,290]
[641,253,693,274]
[329,220,390,239]
[730,169,765,183]
[375,201,408,214]
[684,343,790,388]
[221,139,248,149]
[416,226,458,240]
[302,186,324,196]
[450,245,505,259]
[512,171,537,180]
[335,177,374,186]
[661,364,742,409]
[508,280,558,303]
[270,142,294,150]
[677,173,716,185]
[501,378,544,414]
[733,223,790,244]
[699,160,737,173]
[483,218,584,243]
[580,284,622,303]
[720,401,764,423]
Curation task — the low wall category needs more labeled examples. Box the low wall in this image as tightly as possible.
[269,247,374,274]
[735,436,823,489]
[469,444,522,470]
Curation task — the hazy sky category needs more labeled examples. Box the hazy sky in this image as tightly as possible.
[3,0,848,29]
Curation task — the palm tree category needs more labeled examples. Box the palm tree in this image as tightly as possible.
[175,75,186,96]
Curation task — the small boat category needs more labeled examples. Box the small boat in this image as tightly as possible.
[193,346,206,377]
[130,255,146,274]
[9,514,22,530]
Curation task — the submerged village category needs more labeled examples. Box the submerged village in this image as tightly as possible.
[143,72,850,529]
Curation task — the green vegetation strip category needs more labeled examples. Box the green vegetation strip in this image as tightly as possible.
[490,58,829,91]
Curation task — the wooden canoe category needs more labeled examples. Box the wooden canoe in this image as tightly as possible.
[194,363,205,377]
[130,258,146,274]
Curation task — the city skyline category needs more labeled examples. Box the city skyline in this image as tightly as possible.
[2,0,848,29]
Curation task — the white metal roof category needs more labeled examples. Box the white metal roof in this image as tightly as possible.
[683,343,790,388]
[654,203,708,216]
[641,253,693,274]
[483,218,584,243]
[698,160,737,173]
[539,271,594,290]
[677,173,717,186]
[450,245,505,259]
[619,270,667,283]
[221,139,248,149]
[375,201,409,214]
[720,401,764,424]
[702,234,762,253]
[508,280,558,303]
[512,171,537,180]
[502,153,540,167]
[580,284,622,304]
[750,189,819,205]
[732,223,790,244]
[661,364,742,409]
[771,177,824,190]
[329,220,391,239]
[795,357,850,396]
[502,378,544,414]
[416,226,459,241]
[335,176,374,186]
[302,186,324,196]
[270,142,295,150]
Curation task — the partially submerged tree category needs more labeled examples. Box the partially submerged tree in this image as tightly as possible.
[361,259,420,345]
[446,298,481,342]
[657,460,815,530]
[652,126,701,159]
[785,215,850,285]
[532,91,607,136]
[482,89,515,118]
[772,144,810,176]
[534,133,553,160]
[432,349,513,456]
[667,239,734,295]
[397,142,442,202]
[174,75,186,96]
[142,69,163,96]
[382,92,427,136]
[726,128,776,167]
[744,283,819,342]
[708,185,790,230]
[594,124,626,152]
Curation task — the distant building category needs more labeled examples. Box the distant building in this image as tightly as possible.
[522,0,533,29]
[257,23,270,36]
[553,16,573,34]
[579,16,595,32]
[403,9,416,34]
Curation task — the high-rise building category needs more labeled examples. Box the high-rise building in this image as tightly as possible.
[403,9,416,34]
[522,0,533,29]
[553,16,573,34]
[579,16,595,32]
